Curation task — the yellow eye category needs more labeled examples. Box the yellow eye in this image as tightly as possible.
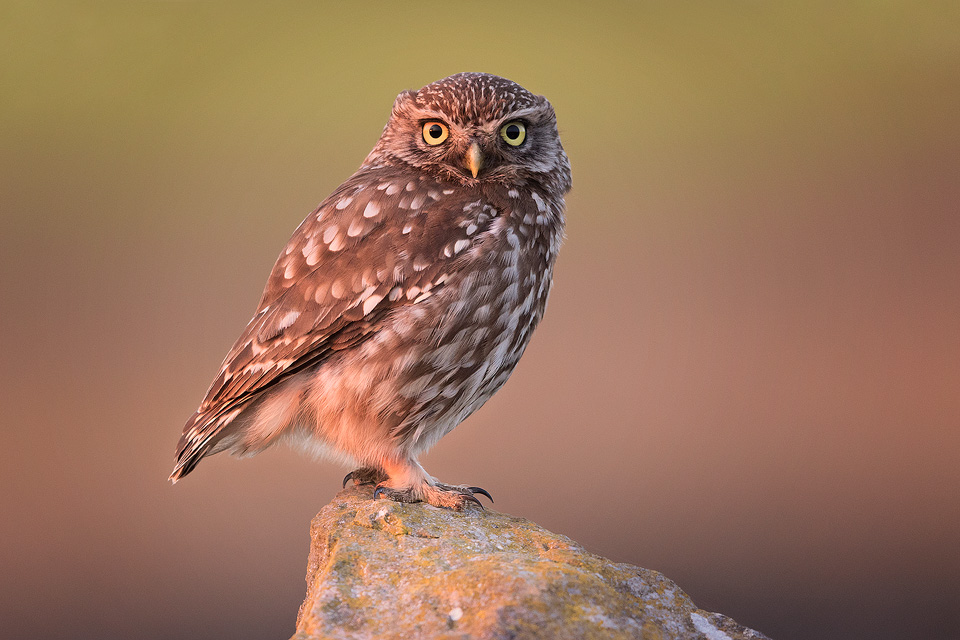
[422,121,449,145]
[500,121,526,146]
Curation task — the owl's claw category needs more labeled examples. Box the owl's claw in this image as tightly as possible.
[433,483,487,509]
[466,486,494,503]
[458,491,485,509]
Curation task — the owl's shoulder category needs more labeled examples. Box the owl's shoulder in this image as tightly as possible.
[257,168,493,308]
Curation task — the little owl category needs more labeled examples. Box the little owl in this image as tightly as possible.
[170,72,571,510]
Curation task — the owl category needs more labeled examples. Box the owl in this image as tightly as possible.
[170,72,571,510]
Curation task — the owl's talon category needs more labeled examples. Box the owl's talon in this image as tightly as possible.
[467,486,494,503]
[342,471,354,488]
[434,482,489,509]
[459,492,485,509]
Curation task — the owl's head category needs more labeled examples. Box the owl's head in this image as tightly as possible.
[365,73,570,192]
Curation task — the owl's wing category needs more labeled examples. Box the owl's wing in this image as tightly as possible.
[171,174,499,479]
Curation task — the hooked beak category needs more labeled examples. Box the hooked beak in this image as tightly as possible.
[464,141,483,178]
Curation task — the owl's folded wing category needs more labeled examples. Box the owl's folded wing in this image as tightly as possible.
[171,175,499,478]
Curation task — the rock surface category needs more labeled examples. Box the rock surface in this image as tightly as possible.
[292,485,770,640]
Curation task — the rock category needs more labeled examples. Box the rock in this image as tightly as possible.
[292,485,770,640]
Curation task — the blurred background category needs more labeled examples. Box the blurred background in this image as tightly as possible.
[2,2,958,639]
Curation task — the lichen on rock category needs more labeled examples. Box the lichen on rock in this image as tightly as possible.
[292,485,770,640]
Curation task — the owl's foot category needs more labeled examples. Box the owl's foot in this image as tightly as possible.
[373,482,493,511]
[343,467,388,487]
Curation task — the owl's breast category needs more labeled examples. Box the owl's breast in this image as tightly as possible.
[334,179,565,450]
[419,187,563,393]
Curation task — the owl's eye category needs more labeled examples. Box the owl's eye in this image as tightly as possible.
[422,121,449,145]
[500,121,526,146]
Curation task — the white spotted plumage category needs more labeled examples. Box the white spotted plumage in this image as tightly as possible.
[171,73,571,510]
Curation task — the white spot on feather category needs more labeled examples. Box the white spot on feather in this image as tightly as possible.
[363,201,380,218]
[362,293,383,315]
[347,218,365,237]
[335,196,353,210]
[300,237,316,258]
[305,246,323,266]
[531,191,546,212]
[276,311,300,331]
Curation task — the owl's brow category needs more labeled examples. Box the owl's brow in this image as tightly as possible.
[411,106,548,132]
[496,106,550,126]
[412,109,453,124]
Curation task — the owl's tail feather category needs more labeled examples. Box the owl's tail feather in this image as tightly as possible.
[168,408,237,483]
[169,452,201,483]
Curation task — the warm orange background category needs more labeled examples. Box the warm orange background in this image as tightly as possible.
[2,4,958,639]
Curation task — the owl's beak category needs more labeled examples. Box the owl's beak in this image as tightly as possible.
[464,142,483,178]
